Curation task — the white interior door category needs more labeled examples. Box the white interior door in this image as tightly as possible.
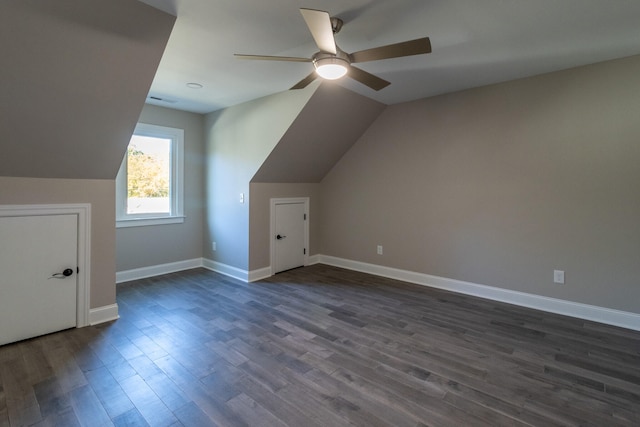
[273,202,306,274]
[0,214,78,346]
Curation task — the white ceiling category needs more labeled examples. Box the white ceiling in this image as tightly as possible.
[140,0,640,114]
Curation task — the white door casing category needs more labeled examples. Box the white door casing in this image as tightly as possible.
[271,198,309,274]
[0,204,90,338]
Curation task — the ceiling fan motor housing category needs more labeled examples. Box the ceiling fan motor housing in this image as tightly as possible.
[312,49,351,65]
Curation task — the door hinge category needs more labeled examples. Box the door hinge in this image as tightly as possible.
[304,213,307,220]
[303,248,306,255]
[77,267,79,274]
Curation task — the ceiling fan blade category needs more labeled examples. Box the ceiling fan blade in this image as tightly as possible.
[350,37,432,63]
[300,8,337,55]
[234,54,312,63]
[347,66,390,91]
[290,71,318,90]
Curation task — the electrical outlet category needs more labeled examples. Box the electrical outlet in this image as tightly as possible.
[553,270,565,284]
[377,245,383,255]
[212,242,217,251]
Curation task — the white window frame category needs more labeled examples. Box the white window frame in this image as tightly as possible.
[116,123,184,228]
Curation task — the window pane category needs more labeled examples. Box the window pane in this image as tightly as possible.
[126,135,171,214]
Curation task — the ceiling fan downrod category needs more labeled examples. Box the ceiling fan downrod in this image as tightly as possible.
[330,17,343,34]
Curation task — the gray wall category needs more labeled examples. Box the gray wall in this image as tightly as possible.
[116,104,205,272]
[1,0,174,180]
[203,85,317,270]
[249,183,322,270]
[0,177,116,309]
[321,55,640,313]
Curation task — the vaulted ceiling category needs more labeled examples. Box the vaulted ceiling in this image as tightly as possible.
[4,0,640,181]
[252,82,385,183]
[140,0,640,114]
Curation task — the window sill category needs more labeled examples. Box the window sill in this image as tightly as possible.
[116,216,185,228]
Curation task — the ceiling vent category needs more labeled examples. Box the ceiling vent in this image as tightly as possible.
[147,95,178,104]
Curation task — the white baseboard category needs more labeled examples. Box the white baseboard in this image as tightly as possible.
[307,254,322,266]
[202,258,249,282]
[116,258,203,283]
[202,259,278,283]
[244,254,322,282]
[116,257,268,284]
[89,304,119,325]
[249,266,272,282]
[317,255,640,331]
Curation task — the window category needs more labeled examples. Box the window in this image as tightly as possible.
[116,123,184,227]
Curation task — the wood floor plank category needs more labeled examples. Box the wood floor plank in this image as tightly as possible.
[84,366,135,420]
[31,406,81,427]
[231,373,326,427]
[172,400,213,427]
[285,363,419,427]
[1,265,639,426]
[226,392,288,427]
[144,372,191,412]
[32,376,70,420]
[19,341,54,386]
[272,380,354,427]
[0,383,7,427]
[1,357,41,426]
[117,374,178,427]
[153,355,245,426]
[111,407,150,427]
[69,383,113,427]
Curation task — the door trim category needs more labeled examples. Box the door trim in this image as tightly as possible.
[0,204,91,327]
[270,197,309,276]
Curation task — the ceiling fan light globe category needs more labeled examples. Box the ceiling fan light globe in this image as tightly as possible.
[316,64,347,79]
[314,57,348,80]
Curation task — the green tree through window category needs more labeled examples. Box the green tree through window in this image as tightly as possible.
[127,144,170,199]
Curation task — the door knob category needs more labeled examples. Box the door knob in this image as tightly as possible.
[49,268,74,279]
[276,234,286,240]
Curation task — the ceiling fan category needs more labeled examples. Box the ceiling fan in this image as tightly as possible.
[234,8,431,91]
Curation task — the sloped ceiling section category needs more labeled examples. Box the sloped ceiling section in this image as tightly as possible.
[0,0,175,179]
[251,82,385,183]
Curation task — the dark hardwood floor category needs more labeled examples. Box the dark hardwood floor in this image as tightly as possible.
[1,265,639,426]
